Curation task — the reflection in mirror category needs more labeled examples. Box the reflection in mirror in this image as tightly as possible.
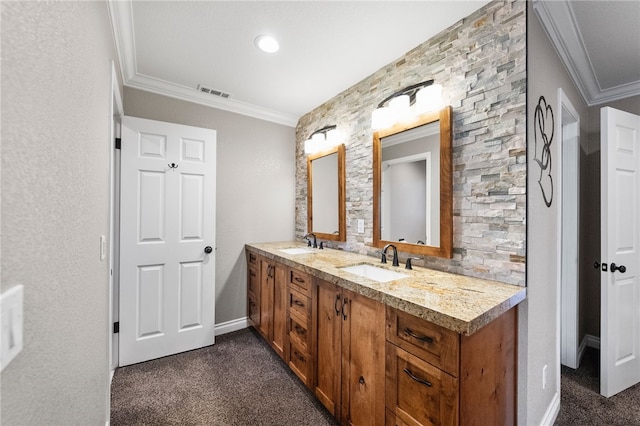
[374,106,452,258]
[307,144,346,241]
[381,121,440,246]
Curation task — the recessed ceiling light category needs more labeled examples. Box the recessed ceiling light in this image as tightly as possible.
[254,35,279,53]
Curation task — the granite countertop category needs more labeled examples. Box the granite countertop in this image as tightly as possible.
[245,241,526,336]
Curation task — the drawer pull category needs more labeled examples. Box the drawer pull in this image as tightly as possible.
[294,324,305,335]
[403,368,432,387]
[249,254,256,262]
[293,351,305,362]
[250,270,256,277]
[404,328,433,344]
[293,276,305,283]
[341,297,348,320]
[293,300,305,307]
[335,294,341,316]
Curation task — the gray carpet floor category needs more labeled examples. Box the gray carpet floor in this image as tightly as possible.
[555,347,640,425]
[111,328,339,425]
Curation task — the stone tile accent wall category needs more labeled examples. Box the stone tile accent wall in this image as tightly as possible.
[296,0,526,286]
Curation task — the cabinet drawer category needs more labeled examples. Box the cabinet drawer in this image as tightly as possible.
[386,343,458,426]
[289,268,312,296]
[288,314,310,352]
[247,266,259,296]
[288,288,311,320]
[386,307,460,376]
[247,252,258,266]
[385,409,410,426]
[289,341,312,387]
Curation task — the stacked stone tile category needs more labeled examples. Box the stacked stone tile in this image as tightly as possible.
[295,0,526,286]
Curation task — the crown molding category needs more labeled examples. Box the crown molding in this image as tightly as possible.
[533,0,640,107]
[107,0,298,127]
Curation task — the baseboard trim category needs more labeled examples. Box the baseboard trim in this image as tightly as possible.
[215,317,248,336]
[585,334,600,349]
[577,335,589,366]
[539,391,560,426]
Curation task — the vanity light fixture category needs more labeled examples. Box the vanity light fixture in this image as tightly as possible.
[254,34,279,53]
[304,125,339,154]
[371,79,443,130]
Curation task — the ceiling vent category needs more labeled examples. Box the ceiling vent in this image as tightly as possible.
[197,84,230,99]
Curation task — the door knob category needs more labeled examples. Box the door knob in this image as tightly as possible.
[204,246,213,254]
[610,263,626,273]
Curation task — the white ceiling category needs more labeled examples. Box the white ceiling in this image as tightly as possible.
[534,0,640,106]
[109,1,491,126]
[110,1,640,128]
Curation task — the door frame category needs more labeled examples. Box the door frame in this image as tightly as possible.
[109,62,123,373]
[557,88,581,369]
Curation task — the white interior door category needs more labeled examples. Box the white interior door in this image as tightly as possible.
[600,106,640,397]
[119,116,216,366]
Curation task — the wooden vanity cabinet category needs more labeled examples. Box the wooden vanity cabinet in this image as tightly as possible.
[385,306,517,426]
[313,278,386,426]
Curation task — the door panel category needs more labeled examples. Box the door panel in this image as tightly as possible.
[139,171,165,242]
[180,174,204,240]
[601,107,640,397]
[137,264,164,338]
[120,116,216,366]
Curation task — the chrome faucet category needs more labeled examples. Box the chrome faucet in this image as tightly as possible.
[381,243,399,266]
[304,233,317,248]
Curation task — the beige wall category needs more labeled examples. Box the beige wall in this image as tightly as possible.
[1,1,121,424]
[123,88,296,325]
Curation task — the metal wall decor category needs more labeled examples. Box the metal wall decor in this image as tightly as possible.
[533,96,554,207]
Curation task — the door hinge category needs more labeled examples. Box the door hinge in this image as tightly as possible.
[113,322,119,333]
[115,138,121,150]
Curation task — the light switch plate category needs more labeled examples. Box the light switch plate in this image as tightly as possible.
[100,235,107,261]
[1,285,24,371]
[357,219,365,234]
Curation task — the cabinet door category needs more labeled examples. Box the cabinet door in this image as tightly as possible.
[271,264,287,359]
[341,289,386,426]
[258,259,273,340]
[386,343,458,426]
[247,264,260,329]
[313,279,342,417]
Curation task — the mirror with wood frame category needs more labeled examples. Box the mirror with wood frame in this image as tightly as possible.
[373,106,452,258]
[307,144,346,241]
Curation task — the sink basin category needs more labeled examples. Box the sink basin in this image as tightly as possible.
[340,264,408,283]
[279,247,317,255]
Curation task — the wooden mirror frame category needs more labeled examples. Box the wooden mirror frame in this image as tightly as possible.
[307,144,346,241]
[373,106,453,258]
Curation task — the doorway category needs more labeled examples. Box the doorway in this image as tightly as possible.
[559,89,581,369]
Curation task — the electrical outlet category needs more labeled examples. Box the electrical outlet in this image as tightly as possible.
[542,364,547,390]
[357,219,365,234]
[1,285,24,371]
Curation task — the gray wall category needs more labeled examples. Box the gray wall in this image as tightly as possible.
[123,88,296,325]
[295,0,527,286]
[525,3,590,424]
[1,1,120,424]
